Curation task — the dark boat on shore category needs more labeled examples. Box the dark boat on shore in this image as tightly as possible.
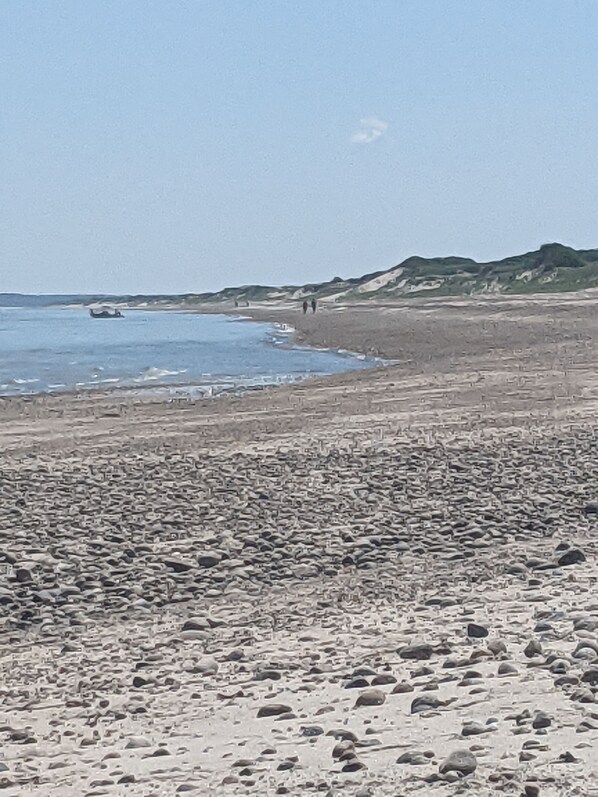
[89,307,124,319]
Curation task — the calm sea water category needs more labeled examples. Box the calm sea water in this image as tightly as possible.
[0,305,372,397]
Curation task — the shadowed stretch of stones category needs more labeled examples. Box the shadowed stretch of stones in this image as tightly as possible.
[1,424,595,637]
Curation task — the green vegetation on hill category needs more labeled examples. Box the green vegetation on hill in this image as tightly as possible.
[97,242,598,307]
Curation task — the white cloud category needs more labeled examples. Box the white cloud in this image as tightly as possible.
[351,116,388,144]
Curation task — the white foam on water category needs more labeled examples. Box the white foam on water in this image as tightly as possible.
[138,366,189,381]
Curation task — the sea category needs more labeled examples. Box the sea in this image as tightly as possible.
[0,298,374,398]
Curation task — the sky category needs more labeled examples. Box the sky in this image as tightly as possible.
[2,1,598,294]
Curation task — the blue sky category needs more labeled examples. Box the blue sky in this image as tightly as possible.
[2,0,597,293]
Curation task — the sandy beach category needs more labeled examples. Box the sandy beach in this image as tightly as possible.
[1,293,597,796]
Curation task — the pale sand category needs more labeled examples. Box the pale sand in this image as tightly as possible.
[0,294,597,796]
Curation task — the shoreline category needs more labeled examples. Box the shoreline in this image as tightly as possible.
[0,293,596,795]
[0,307,388,402]
[168,288,598,364]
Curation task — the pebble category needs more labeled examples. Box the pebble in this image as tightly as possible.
[193,657,219,676]
[557,548,586,567]
[392,681,414,694]
[397,751,431,765]
[257,703,293,718]
[355,689,386,707]
[197,552,222,568]
[125,736,152,749]
[411,696,446,714]
[532,711,552,730]
[439,749,478,776]
[399,643,434,660]
[467,623,489,638]
[524,640,543,658]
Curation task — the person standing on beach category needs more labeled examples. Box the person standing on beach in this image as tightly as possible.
[302,300,308,314]
[311,298,317,313]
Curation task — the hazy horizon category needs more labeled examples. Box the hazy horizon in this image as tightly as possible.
[3,1,598,294]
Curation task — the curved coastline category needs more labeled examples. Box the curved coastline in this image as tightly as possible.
[0,307,386,400]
